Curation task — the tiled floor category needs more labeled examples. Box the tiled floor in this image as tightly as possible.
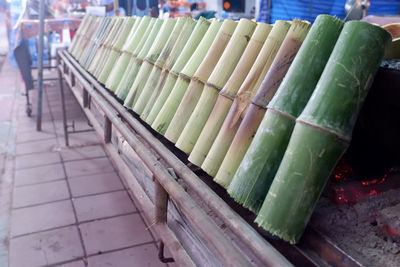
[0,56,167,266]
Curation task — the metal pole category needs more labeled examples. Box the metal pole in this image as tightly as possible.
[57,53,69,146]
[36,0,45,131]
[127,0,132,16]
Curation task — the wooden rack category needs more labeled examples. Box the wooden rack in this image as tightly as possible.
[57,49,294,266]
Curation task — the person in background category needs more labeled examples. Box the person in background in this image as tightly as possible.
[102,0,126,15]
[190,2,215,19]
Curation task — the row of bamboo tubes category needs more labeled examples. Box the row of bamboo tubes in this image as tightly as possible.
[69,14,392,244]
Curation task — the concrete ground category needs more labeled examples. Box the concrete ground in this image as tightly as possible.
[0,12,169,267]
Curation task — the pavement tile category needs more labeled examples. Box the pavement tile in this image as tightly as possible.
[16,121,55,134]
[11,200,76,237]
[64,157,114,178]
[13,180,70,208]
[9,226,84,267]
[74,191,136,222]
[68,172,123,197]
[15,163,65,186]
[60,145,106,162]
[16,130,56,143]
[87,244,165,267]
[58,131,101,147]
[15,151,61,169]
[80,214,153,255]
[16,138,59,155]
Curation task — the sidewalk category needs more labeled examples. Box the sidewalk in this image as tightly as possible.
[0,38,168,267]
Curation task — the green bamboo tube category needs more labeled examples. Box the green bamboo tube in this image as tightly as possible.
[71,16,97,58]
[74,17,100,60]
[106,17,155,91]
[155,19,237,139]
[125,17,186,108]
[91,17,125,78]
[78,17,110,67]
[69,15,90,55]
[188,22,273,165]
[175,18,257,153]
[83,17,116,71]
[123,18,177,108]
[133,17,196,115]
[228,15,344,213]
[255,21,391,244]
[141,17,211,123]
[104,16,149,89]
[152,19,235,136]
[72,16,97,58]
[114,19,163,97]
[115,19,165,100]
[86,17,120,71]
[214,20,311,188]
[200,21,289,178]
[146,19,221,127]
[88,43,106,74]
[98,17,136,84]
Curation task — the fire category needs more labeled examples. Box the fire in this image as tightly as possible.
[331,159,394,205]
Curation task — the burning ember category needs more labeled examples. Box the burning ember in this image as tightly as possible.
[331,158,395,205]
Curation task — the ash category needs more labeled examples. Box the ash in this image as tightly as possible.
[381,59,400,71]
[311,187,400,267]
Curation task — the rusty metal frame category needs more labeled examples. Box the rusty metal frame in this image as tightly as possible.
[58,50,292,266]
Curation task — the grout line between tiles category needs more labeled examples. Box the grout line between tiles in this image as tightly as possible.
[14,177,66,188]
[11,223,78,239]
[70,188,127,199]
[12,197,71,210]
[77,211,140,225]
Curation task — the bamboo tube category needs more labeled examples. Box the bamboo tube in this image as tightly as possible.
[69,15,90,55]
[71,16,98,59]
[147,19,222,127]
[188,22,273,165]
[154,19,237,138]
[152,19,235,136]
[73,16,98,58]
[85,17,118,70]
[82,17,115,71]
[78,17,110,67]
[175,19,261,154]
[174,19,257,152]
[97,17,137,84]
[123,18,178,108]
[115,19,165,100]
[141,17,211,123]
[91,17,125,78]
[201,21,290,177]
[228,15,345,213]
[106,17,154,91]
[200,21,289,177]
[256,22,391,244]
[214,20,311,188]
[133,17,196,115]
[128,17,188,108]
